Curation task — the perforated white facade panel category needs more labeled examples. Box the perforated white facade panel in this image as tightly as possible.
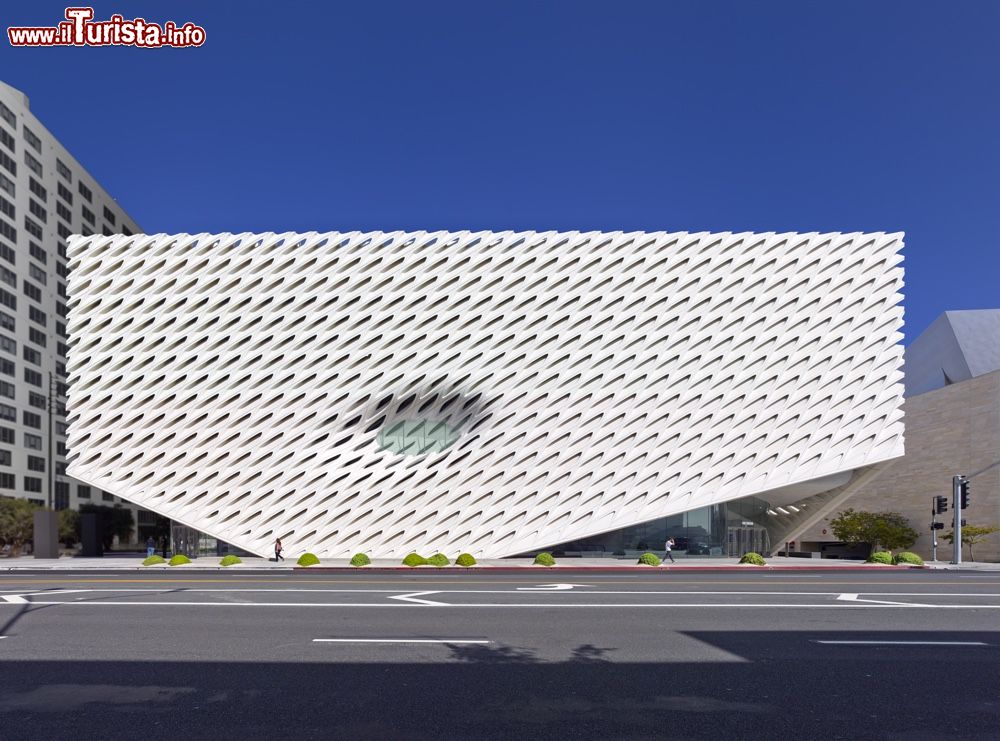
[66,231,905,558]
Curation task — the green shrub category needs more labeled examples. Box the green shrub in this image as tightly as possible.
[533,552,556,567]
[350,553,371,567]
[168,554,191,566]
[638,552,662,566]
[867,551,893,565]
[893,551,924,566]
[426,553,450,567]
[402,553,427,567]
[455,553,477,567]
[739,552,766,566]
[220,554,242,567]
[142,555,166,566]
[297,552,320,567]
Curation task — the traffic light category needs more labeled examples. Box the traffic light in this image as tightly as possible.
[934,495,948,515]
[932,522,945,530]
[959,476,971,509]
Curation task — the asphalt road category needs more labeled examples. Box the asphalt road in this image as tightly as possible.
[1,569,999,740]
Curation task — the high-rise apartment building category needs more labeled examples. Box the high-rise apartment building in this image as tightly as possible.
[0,80,146,540]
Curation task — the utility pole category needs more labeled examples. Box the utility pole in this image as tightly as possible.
[952,475,971,565]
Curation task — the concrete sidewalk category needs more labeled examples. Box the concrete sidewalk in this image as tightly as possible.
[0,555,958,571]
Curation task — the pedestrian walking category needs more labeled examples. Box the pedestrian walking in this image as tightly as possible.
[663,537,676,564]
[274,538,285,562]
[145,536,156,558]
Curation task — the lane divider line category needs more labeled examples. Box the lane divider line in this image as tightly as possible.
[814,640,989,646]
[313,638,491,644]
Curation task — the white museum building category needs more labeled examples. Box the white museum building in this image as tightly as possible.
[65,230,906,559]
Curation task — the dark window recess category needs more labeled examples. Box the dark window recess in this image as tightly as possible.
[56,461,67,475]
[56,262,67,278]
[56,158,72,182]
[56,341,68,356]
[23,346,41,365]
[0,427,12,444]
[0,335,13,354]
[0,217,16,243]
[30,328,47,347]
[24,432,41,450]
[0,288,15,310]
[122,225,133,236]
[56,381,68,396]
[23,410,42,428]
[0,150,16,177]
[0,403,14,421]
[0,172,13,197]
[0,472,14,489]
[56,441,67,456]
[102,224,113,236]
[57,182,73,205]
[0,449,9,465]
[24,368,42,388]
[24,151,43,177]
[24,216,43,240]
[29,242,46,264]
[0,380,13,399]
[0,194,13,219]
[0,127,13,153]
[29,306,46,326]
[57,243,67,259]
[29,263,46,285]
[28,391,45,409]
[102,491,113,502]
[24,476,42,492]
[0,358,13,377]
[57,222,71,239]
[29,177,46,201]
[102,206,117,225]
[23,126,41,153]
[81,205,95,225]
[57,282,67,299]
[55,482,69,510]
[78,180,93,202]
[56,361,67,377]
[56,302,68,318]
[23,281,42,303]
[56,420,68,436]
[28,200,47,223]
[27,455,45,472]
[77,484,91,499]
[0,266,14,288]
[0,244,13,267]
[56,321,65,337]
[0,102,15,127]
[0,311,12,331]
[56,201,71,223]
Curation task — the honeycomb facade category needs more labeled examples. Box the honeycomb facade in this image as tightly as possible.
[66,230,905,558]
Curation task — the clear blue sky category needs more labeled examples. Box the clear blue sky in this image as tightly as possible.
[2,0,998,339]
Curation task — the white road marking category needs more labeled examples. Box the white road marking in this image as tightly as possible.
[313,638,491,644]
[517,583,592,591]
[814,640,989,646]
[387,591,446,606]
[5,600,1000,609]
[837,593,933,607]
[1,594,26,604]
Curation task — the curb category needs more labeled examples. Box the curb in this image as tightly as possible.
[293,564,922,573]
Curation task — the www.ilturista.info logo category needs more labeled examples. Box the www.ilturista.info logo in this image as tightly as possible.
[8,7,206,48]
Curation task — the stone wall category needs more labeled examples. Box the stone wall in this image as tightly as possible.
[798,369,1000,562]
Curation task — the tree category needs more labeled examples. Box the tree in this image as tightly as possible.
[58,508,80,546]
[828,509,919,556]
[941,525,1000,562]
[0,497,42,556]
[79,504,135,550]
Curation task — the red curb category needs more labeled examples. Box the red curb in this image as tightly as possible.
[294,565,920,573]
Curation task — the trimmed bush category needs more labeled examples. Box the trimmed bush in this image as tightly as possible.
[142,555,166,566]
[220,555,242,567]
[455,553,477,567]
[402,553,427,567]
[739,552,766,566]
[168,554,191,566]
[638,552,662,566]
[533,552,556,567]
[426,553,450,567]
[297,552,320,567]
[350,553,371,567]
[893,551,924,566]
[867,551,894,565]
